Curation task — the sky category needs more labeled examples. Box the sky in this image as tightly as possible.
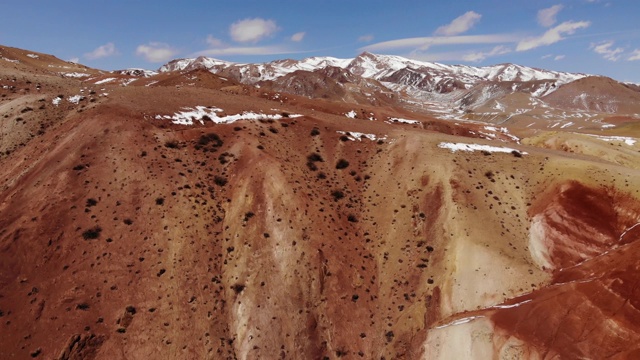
[2,0,640,82]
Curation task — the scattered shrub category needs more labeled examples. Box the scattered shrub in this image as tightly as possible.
[307,153,324,162]
[164,140,179,149]
[307,153,324,171]
[336,159,350,169]
[214,176,228,186]
[310,128,320,136]
[82,226,102,240]
[243,212,255,221]
[86,198,98,207]
[155,197,164,205]
[331,190,345,201]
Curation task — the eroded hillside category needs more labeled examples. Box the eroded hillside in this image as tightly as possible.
[1,45,640,359]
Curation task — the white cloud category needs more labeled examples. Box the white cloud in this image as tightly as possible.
[358,34,374,43]
[206,35,224,47]
[362,34,520,52]
[435,11,482,36]
[516,20,590,51]
[538,5,563,27]
[84,42,118,60]
[291,32,305,42]
[406,51,477,62]
[136,42,179,62]
[629,49,640,61]
[462,45,511,62]
[541,54,552,59]
[68,57,80,63]
[229,18,278,43]
[554,54,565,60]
[590,41,624,61]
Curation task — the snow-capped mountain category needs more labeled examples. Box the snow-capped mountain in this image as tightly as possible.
[153,52,640,122]
[158,52,585,96]
[112,68,158,77]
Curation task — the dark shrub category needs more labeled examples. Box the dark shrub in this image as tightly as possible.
[214,176,228,186]
[310,128,320,136]
[336,159,349,169]
[307,153,324,162]
[82,226,102,240]
[86,198,98,207]
[164,140,179,149]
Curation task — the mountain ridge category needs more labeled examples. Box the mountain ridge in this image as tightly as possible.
[155,51,586,91]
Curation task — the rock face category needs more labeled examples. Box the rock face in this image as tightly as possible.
[0,44,639,359]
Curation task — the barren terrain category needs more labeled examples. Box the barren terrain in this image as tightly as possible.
[1,45,639,359]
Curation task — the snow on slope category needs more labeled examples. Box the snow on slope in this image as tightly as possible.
[438,142,527,154]
[155,106,302,125]
[157,52,584,92]
[112,68,159,77]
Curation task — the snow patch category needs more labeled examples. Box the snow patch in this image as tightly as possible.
[345,110,357,118]
[94,78,116,85]
[52,96,62,106]
[586,134,637,146]
[336,131,386,141]
[387,117,420,125]
[27,54,39,59]
[60,72,89,78]
[434,316,485,330]
[68,95,84,104]
[155,106,302,125]
[438,142,527,155]
[120,78,137,86]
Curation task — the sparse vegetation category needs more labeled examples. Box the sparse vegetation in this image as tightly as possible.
[164,140,180,149]
[214,176,228,186]
[307,153,324,171]
[195,133,224,152]
[82,226,102,240]
[336,159,349,169]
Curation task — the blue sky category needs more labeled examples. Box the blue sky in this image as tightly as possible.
[2,0,640,82]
